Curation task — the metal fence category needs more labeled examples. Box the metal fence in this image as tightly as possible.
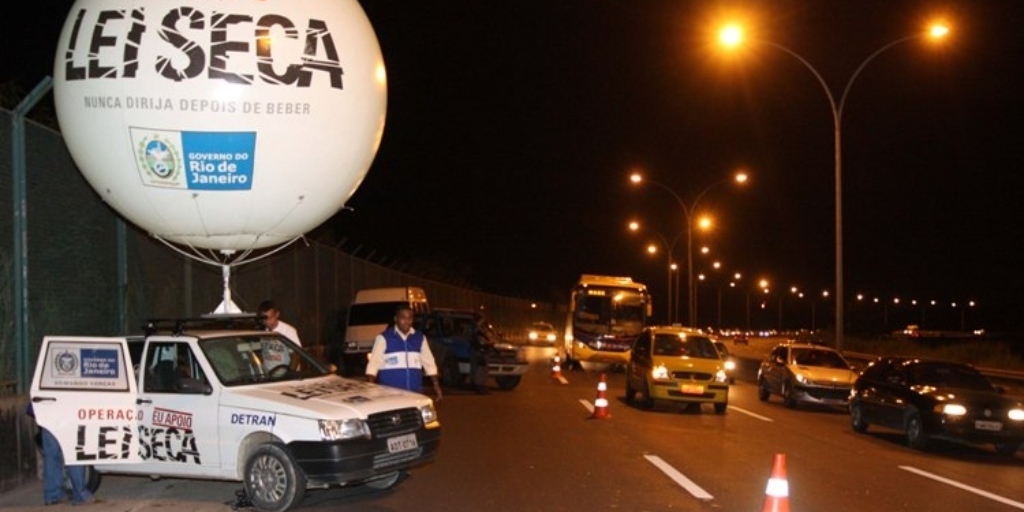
[0,108,562,493]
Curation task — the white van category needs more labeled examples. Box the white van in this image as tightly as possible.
[343,287,430,372]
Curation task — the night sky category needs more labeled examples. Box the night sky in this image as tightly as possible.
[4,1,1024,330]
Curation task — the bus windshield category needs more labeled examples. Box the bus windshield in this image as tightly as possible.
[574,289,647,335]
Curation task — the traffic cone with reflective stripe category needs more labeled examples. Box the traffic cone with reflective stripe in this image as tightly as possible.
[762,453,790,512]
[551,355,563,380]
[590,373,610,419]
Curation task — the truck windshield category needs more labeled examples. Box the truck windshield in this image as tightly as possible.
[348,302,405,326]
[200,335,328,386]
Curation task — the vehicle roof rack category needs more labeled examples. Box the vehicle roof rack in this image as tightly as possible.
[142,313,267,336]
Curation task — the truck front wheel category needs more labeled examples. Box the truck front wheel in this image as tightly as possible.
[495,375,521,390]
[244,443,306,512]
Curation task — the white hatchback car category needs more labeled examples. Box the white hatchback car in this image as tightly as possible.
[30,316,441,512]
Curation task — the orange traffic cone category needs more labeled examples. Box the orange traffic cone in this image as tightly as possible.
[590,373,610,419]
[762,453,790,512]
[551,355,563,380]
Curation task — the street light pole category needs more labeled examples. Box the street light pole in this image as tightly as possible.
[719,23,949,351]
[631,172,747,327]
[630,221,683,323]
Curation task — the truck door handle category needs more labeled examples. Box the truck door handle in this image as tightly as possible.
[32,396,56,403]
[136,398,152,405]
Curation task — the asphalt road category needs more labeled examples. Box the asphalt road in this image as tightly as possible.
[2,337,1021,511]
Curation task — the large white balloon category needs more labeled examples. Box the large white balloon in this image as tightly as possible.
[53,0,386,251]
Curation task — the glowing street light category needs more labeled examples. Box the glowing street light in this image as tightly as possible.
[630,170,748,326]
[718,19,950,350]
[629,220,681,322]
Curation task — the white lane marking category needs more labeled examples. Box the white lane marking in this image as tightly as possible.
[555,374,568,384]
[644,454,714,501]
[899,465,1024,510]
[728,405,774,422]
[579,399,594,414]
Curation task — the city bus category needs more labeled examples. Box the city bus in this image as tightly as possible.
[563,275,652,369]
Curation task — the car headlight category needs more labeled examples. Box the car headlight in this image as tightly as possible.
[420,404,439,425]
[546,334,556,342]
[651,364,670,380]
[723,360,736,371]
[794,373,808,385]
[715,369,728,383]
[319,418,370,441]
[529,332,538,340]
[936,404,967,416]
[1007,408,1024,421]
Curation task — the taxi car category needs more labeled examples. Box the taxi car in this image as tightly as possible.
[757,342,858,409]
[30,315,441,512]
[850,357,1024,456]
[625,326,729,414]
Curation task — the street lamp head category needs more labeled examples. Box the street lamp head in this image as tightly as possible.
[734,171,749,184]
[928,23,949,39]
[628,220,640,231]
[719,24,743,48]
[630,173,642,184]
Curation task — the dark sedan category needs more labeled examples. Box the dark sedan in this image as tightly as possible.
[849,356,1024,456]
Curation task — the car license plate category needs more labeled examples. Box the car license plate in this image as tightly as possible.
[387,433,418,453]
[680,384,704,395]
[975,420,1003,432]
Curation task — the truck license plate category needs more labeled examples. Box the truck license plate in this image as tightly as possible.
[387,433,418,453]
[680,384,704,395]
[975,420,1003,432]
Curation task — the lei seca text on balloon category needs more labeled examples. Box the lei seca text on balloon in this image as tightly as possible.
[60,6,346,87]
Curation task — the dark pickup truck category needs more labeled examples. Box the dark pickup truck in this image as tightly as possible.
[416,308,529,390]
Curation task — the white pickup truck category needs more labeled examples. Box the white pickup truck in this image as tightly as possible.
[29,316,441,512]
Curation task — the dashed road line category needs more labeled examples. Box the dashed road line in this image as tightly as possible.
[899,465,1024,510]
[728,405,774,422]
[644,454,714,501]
[579,399,594,414]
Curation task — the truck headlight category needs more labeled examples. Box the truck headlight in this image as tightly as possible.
[420,404,439,425]
[319,419,370,441]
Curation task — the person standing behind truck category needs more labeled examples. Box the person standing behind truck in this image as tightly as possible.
[366,305,443,402]
[468,312,494,394]
[27,402,97,506]
[258,299,302,373]
[258,299,302,346]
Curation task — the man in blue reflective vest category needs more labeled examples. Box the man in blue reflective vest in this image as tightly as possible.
[365,305,443,402]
